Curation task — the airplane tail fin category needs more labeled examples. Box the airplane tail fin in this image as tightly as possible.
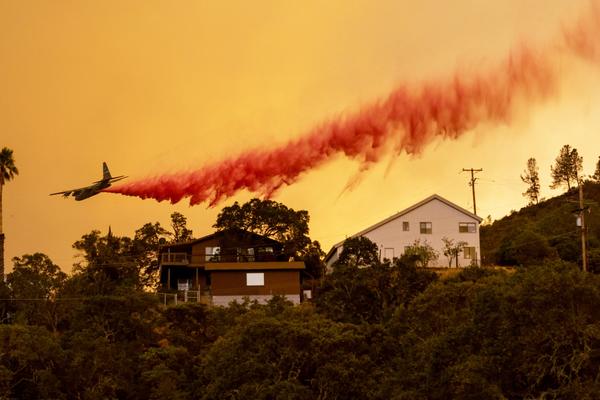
[102,162,112,180]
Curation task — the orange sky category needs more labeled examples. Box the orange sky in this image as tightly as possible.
[1,0,599,272]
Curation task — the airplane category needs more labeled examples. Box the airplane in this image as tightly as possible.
[50,162,126,201]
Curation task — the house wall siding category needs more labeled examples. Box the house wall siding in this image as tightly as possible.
[211,270,301,296]
[328,198,481,268]
[191,238,220,264]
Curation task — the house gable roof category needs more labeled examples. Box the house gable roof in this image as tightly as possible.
[325,194,482,261]
[160,228,281,251]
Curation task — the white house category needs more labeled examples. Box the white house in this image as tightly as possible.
[325,194,482,269]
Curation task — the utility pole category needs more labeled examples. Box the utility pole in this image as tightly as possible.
[578,180,588,272]
[462,168,483,215]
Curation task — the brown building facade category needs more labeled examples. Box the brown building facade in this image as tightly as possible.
[159,229,305,305]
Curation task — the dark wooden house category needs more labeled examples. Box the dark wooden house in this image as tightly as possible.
[159,229,305,306]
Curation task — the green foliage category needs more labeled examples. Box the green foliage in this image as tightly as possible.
[196,305,387,400]
[170,212,194,243]
[0,324,65,400]
[521,157,541,205]
[3,202,600,398]
[317,256,438,324]
[481,181,600,267]
[70,223,171,293]
[550,144,582,191]
[8,253,67,330]
[214,198,311,256]
[385,263,600,399]
[401,239,438,268]
[214,198,325,278]
[1,254,600,399]
[60,292,161,399]
[593,156,600,182]
[497,229,557,266]
[441,237,468,268]
[70,230,141,294]
[0,147,19,277]
[0,147,18,185]
[132,222,171,289]
[336,236,380,267]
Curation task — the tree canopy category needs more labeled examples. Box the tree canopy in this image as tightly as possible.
[336,236,380,268]
[0,147,18,187]
[0,147,19,278]
[521,157,540,205]
[481,180,600,269]
[550,144,582,191]
[170,212,194,243]
[3,249,598,399]
[214,198,325,278]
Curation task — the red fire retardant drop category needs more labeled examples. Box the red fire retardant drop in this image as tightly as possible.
[105,4,600,206]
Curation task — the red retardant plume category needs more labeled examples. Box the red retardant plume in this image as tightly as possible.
[105,3,600,206]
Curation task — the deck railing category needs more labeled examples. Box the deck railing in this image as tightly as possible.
[161,252,189,264]
[162,251,291,264]
[158,291,212,306]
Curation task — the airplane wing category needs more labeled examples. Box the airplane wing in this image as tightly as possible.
[50,188,85,197]
[92,175,127,184]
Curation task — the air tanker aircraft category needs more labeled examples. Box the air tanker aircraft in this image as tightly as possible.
[50,162,126,201]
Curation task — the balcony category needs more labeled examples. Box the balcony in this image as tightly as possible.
[161,252,189,265]
[161,249,291,266]
[191,252,286,264]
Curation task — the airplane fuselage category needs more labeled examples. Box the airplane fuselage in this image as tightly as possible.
[73,180,111,200]
[50,162,126,201]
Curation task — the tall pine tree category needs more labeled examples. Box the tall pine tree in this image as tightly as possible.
[521,158,540,205]
[550,145,582,191]
[592,156,600,183]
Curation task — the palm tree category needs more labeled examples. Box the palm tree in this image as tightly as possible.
[0,148,19,278]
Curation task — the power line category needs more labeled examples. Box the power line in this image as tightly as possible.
[0,298,85,302]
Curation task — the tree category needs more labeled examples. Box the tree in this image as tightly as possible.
[0,325,65,399]
[401,239,438,268]
[70,223,171,293]
[69,229,140,295]
[7,253,66,330]
[550,145,582,191]
[214,199,311,257]
[170,212,193,243]
[384,263,600,399]
[592,156,600,183]
[196,304,386,399]
[132,222,170,289]
[0,147,18,278]
[521,158,540,205]
[498,229,557,267]
[301,240,326,281]
[441,237,468,268]
[214,199,325,277]
[336,236,380,268]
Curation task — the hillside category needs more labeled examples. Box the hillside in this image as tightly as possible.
[481,181,600,270]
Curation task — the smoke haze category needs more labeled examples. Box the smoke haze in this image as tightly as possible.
[105,3,600,206]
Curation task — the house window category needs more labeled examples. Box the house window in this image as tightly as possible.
[459,222,477,233]
[205,246,221,261]
[236,247,255,262]
[463,247,476,259]
[420,222,432,234]
[402,221,410,231]
[246,272,264,286]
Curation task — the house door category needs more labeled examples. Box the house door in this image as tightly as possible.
[384,248,395,260]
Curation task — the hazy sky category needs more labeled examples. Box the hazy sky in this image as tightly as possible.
[2,0,599,272]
